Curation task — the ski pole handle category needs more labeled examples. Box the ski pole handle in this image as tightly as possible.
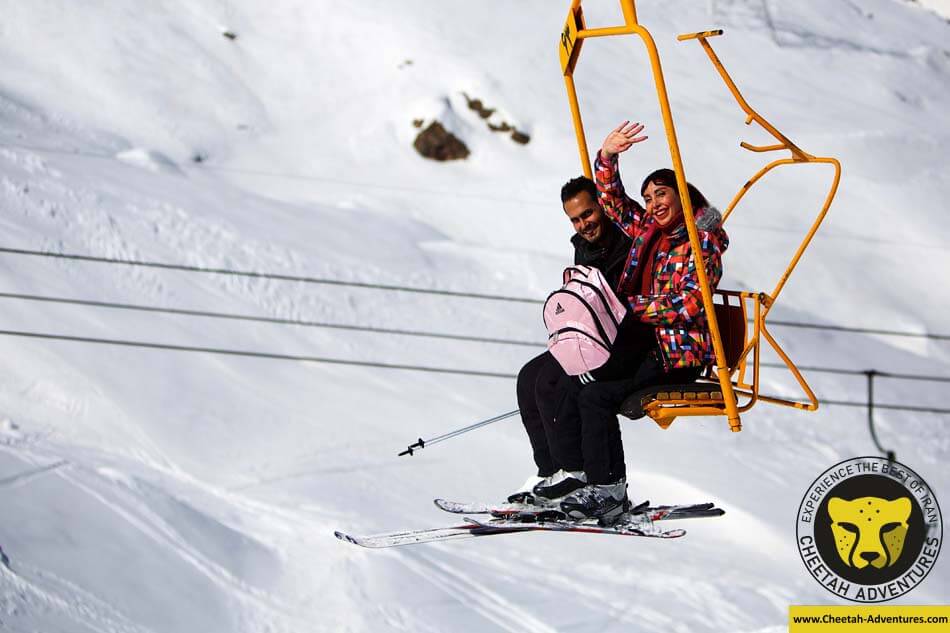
[398,438,426,457]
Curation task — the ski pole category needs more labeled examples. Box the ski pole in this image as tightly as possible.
[398,409,520,456]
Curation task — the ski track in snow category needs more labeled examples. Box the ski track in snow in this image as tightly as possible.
[430,544,675,631]
[395,549,561,633]
[432,541,785,632]
[0,564,154,633]
[54,468,315,630]
[0,458,68,489]
[0,439,322,632]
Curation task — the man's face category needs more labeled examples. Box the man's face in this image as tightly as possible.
[563,191,605,243]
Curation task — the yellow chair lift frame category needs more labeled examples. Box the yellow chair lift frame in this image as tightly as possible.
[559,0,842,432]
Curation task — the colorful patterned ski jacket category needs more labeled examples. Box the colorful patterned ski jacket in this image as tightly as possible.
[594,150,729,370]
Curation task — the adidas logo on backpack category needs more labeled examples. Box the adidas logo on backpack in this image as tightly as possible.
[543,266,627,378]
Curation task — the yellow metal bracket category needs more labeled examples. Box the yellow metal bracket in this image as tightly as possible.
[677,29,841,413]
[559,6,584,74]
[677,29,723,42]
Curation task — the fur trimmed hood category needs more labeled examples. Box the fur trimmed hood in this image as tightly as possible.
[695,206,723,232]
[665,206,726,248]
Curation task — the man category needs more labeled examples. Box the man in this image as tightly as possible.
[511,176,633,502]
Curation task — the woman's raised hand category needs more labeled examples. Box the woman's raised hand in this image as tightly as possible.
[601,120,648,158]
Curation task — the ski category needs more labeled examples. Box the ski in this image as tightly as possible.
[334,517,683,549]
[335,499,724,549]
[334,504,706,549]
[434,498,725,522]
[463,515,687,539]
[333,520,524,549]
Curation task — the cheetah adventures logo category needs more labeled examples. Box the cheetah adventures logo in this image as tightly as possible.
[796,456,942,602]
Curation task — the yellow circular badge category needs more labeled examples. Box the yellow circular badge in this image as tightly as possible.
[796,456,942,602]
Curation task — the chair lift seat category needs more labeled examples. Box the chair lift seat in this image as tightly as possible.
[620,380,725,420]
[618,294,746,427]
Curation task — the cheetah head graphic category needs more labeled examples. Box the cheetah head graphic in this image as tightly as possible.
[827,496,912,569]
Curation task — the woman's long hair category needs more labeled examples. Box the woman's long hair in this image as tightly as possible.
[640,168,709,210]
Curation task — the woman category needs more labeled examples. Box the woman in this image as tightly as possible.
[548,120,729,521]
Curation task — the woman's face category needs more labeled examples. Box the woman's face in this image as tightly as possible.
[643,180,683,229]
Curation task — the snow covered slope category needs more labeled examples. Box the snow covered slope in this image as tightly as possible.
[1,1,949,631]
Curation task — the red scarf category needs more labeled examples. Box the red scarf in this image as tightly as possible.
[620,218,681,299]
[640,229,671,296]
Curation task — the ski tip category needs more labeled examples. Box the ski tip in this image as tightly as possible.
[433,498,462,513]
[334,530,361,546]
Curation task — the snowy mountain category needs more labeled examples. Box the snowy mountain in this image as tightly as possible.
[1,1,949,631]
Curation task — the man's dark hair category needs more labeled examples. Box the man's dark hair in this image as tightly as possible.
[560,176,598,204]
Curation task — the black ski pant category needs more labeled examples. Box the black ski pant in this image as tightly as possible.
[518,340,703,484]
[516,352,584,477]
[556,317,704,485]
[568,351,702,484]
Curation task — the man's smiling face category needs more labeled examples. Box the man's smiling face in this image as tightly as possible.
[563,190,606,243]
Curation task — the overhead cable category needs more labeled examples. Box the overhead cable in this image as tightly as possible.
[6,292,950,374]
[0,292,541,347]
[761,362,950,383]
[0,142,549,207]
[0,246,538,304]
[1,329,949,415]
[0,329,516,379]
[2,245,949,341]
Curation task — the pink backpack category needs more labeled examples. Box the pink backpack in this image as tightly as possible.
[543,266,628,381]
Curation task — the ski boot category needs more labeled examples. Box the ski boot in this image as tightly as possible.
[560,479,629,526]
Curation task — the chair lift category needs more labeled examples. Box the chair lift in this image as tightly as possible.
[559,0,842,432]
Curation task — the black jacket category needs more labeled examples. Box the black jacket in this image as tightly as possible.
[570,222,633,292]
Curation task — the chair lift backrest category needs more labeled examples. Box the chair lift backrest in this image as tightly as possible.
[713,294,746,370]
